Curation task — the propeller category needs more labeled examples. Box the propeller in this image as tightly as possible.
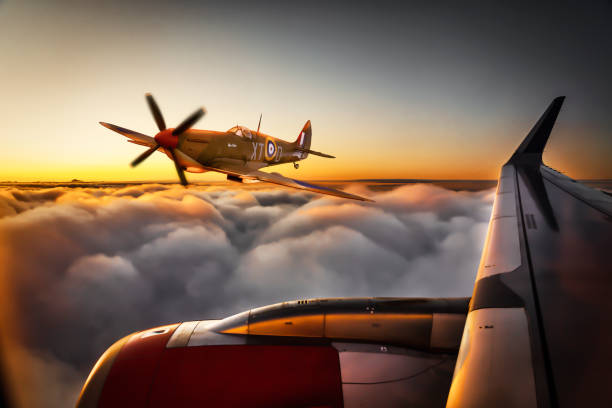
[131,145,159,167]
[129,93,206,187]
[173,108,205,136]
[170,149,188,186]
[146,93,167,131]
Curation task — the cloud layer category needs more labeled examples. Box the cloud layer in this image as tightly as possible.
[0,183,493,407]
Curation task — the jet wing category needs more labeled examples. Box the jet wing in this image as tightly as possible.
[447,97,612,407]
[207,160,374,202]
[99,122,156,147]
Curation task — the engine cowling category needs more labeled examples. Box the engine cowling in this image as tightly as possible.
[77,297,469,408]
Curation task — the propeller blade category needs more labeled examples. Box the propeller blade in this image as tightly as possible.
[170,149,188,186]
[130,144,159,167]
[172,107,206,136]
[146,93,167,131]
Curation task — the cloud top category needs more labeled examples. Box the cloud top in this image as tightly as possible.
[0,182,493,407]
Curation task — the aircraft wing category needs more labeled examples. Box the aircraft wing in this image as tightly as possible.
[208,160,374,202]
[99,122,157,147]
[446,97,612,407]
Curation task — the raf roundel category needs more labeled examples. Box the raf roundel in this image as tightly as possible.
[264,138,277,161]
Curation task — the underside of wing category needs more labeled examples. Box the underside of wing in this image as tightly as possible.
[100,122,156,147]
[247,170,374,202]
[207,160,374,202]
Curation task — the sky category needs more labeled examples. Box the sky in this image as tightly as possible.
[0,0,610,182]
[0,182,493,407]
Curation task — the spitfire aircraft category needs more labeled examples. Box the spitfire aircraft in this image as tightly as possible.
[79,97,611,407]
[100,93,371,201]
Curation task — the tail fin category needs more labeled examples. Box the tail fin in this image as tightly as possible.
[292,120,336,159]
[294,120,312,158]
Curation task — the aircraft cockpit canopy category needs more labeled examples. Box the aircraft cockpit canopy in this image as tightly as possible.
[227,126,252,139]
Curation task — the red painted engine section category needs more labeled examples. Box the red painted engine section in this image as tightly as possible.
[99,325,179,407]
[154,128,178,148]
[99,327,343,408]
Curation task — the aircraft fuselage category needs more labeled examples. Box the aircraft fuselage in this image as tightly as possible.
[174,128,302,173]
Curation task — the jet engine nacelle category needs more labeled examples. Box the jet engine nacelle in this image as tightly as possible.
[77,297,469,408]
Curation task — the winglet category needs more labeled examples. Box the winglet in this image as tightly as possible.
[508,96,565,164]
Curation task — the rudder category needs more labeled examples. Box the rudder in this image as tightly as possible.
[294,120,312,158]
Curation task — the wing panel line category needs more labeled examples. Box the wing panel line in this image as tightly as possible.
[514,167,559,408]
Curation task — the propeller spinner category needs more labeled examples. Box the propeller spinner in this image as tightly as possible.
[130,93,206,186]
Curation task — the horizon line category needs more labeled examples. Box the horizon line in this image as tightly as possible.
[1,178,611,184]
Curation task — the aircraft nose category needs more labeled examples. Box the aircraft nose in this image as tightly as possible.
[154,128,178,148]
